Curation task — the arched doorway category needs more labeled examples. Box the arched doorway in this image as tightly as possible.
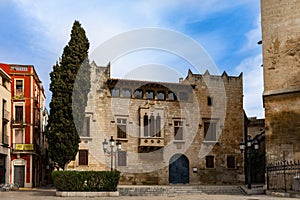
[169,154,189,184]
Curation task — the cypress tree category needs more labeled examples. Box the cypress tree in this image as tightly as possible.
[46,20,90,170]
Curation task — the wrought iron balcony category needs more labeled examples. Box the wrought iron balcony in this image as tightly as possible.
[13,91,24,100]
[139,137,164,147]
[11,118,28,128]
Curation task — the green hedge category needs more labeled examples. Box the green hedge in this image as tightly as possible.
[51,171,120,191]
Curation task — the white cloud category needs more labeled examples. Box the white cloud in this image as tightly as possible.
[239,16,262,53]
[11,0,257,53]
[236,54,264,118]
[233,13,264,119]
[7,0,262,114]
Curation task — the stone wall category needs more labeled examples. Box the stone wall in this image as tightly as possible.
[264,93,300,161]
[247,117,264,138]
[68,63,244,185]
[261,0,300,92]
[261,0,300,163]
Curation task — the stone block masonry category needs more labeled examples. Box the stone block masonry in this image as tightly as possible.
[68,62,244,185]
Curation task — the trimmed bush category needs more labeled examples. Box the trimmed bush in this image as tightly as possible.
[51,171,120,191]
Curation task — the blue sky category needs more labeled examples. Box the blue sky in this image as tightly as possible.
[0,0,264,118]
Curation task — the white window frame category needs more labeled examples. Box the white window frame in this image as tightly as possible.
[14,79,24,97]
[116,117,127,139]
[14,102,25,123]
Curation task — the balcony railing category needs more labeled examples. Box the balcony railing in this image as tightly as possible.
[3,109,10,122]
[14,90,24,100]
[11,118,28,127]
[139,137,164,147]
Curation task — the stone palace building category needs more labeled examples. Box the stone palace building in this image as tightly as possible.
[67,62,245,185]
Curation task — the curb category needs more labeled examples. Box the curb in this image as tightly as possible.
[56,191,119,197]
[266,190,300,198]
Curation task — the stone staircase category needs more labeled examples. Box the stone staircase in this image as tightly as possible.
[118,185,246,196]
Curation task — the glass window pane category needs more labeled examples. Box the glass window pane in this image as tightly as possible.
[15,130,23,143]
[204,122,216,141]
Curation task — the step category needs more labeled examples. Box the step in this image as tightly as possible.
[118,185,245,196]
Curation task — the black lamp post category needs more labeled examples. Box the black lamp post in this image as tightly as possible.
[102,136,121,171]
[239,135,259,189]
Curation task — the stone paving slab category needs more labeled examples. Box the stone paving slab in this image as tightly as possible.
[0,189,298,200]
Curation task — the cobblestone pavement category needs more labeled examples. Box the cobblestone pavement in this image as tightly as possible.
[0,189,297,200]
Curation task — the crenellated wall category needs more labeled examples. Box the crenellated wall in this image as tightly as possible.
[69,63,244,185]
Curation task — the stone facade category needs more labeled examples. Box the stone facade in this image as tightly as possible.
[68,62,244,185]
[261,0,300,163]
[0,67,11,184]
[247,117,264,139]
[0,63,47,188]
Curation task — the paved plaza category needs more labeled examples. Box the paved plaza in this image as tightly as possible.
[0,189,298,200]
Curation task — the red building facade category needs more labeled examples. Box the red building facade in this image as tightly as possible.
[0,63,47,188]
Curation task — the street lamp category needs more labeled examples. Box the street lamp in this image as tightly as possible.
[239,135,259,189]
[102,136,121,171]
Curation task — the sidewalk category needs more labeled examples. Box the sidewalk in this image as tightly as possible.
[0,187,299,200]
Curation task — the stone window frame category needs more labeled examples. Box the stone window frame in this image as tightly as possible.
[203,118,219,143]
[108,86,184,102]
[80,116,91,137]
[207,96,213,106]
[140,108,164,138]
[116,117,128,139]
[173,119,184,141]
[78,149,88,165]
[205,155,215,169]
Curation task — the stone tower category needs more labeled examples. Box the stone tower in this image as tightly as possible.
[261,0,300,163]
